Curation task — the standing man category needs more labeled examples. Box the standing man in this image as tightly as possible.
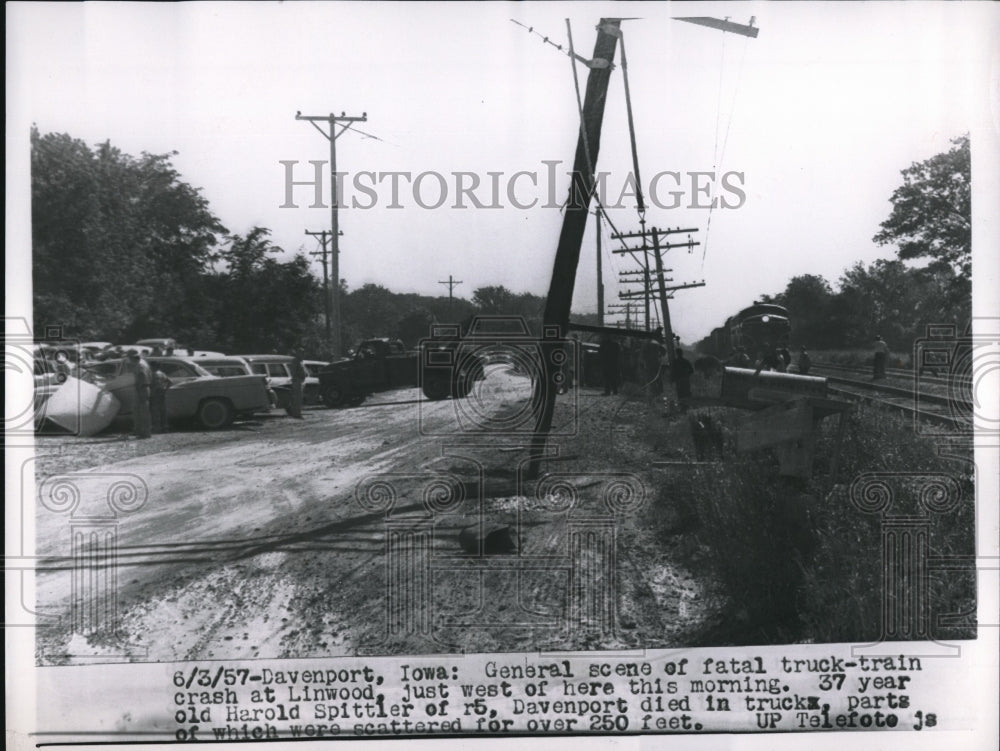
[599,335,621,396]
[777,345,792,373]
[873,335,888,379]
[670,349,695,412]
[150,364,171,434]
[128,351,153,439]
[797,346,812,375]
[286,352,307,419]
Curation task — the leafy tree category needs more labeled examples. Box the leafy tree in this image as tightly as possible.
[472,285,515,314]
[874,135,971,285]
[767,274,835,348]
[31,127,226,340]
[341,283,404,344]
[209,227,323,353]
[834,259,957,350]
[396,307,436,348]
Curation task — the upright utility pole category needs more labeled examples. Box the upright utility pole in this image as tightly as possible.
[305,229,336,342]
[438,275,463,312]
[296,110,367,357]
[529,18,622,477]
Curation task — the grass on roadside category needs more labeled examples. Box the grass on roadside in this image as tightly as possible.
[641,380,975,646]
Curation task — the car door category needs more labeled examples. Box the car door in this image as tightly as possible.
[152,360,206,418]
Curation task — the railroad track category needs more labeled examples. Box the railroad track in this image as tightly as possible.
[813,360,972,390]
[819,371,971,428]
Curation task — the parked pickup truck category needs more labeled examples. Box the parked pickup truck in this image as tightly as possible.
[318,336,485,407]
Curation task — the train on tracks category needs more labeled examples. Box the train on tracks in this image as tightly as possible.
[700,303,791,360]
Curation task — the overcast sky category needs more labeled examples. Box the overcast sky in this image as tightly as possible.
[7,1,999,342]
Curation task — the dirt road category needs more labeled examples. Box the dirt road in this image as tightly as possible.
[33,367,718,664]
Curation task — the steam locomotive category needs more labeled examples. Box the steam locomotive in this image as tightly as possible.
[703,303,791,359]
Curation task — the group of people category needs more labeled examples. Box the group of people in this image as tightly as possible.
[124,350,308,438]
[124,350,171,439]
[740,335,888,380]
[595,334,697,412]
[746,343,811,376]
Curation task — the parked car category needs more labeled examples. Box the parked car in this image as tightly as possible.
[188,356,278,408]
[301,360,328,405]
[81,356,271,429]
[136,337,179,351]
[238,355,297,408]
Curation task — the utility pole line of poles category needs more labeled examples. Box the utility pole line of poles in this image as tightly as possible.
[611,226,701,363]
[305,229,339,343]
[438,274,463,311]
[607,302,637,328]
[296,110,367,357]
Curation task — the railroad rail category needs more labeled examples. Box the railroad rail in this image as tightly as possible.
[813,360,972,390]
[823,372,970,428]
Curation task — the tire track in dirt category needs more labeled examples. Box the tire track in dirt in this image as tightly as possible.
[35,372,718,663]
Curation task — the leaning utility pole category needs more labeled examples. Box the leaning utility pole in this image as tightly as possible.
[529,18,622,477]
[296,110,367,357]
[595,209,604,326]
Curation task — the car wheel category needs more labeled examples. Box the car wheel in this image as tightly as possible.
[422,377,451,401]
[322,380,351,408]
[197,398,234,429]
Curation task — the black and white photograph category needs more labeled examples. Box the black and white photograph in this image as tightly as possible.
[6,2,999,749]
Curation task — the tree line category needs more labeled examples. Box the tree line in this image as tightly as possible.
[31,128,552,358]
[696,135,971,353]
[33,128,970,358]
